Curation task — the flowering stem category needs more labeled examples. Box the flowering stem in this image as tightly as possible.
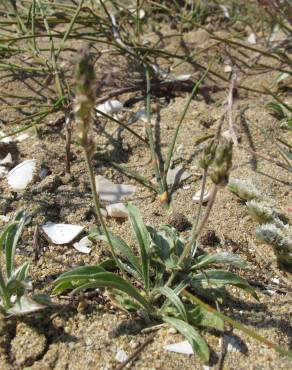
[83,147,126,278]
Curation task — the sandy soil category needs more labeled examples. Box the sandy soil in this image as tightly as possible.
[0,14,291,370]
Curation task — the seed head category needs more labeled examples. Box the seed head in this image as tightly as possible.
[199,139,217,170]
[74,43,96,154]
[256,223,292,269]
[210,138,233,186]
[228,178,262,201]
[246,200,284,228]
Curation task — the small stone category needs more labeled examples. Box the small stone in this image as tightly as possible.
[168,213,191,232]
[106,203,128,218]
[115,348,128,363]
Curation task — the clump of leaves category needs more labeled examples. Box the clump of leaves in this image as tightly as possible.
[54,204,255,363]
[228,178,292,271]
[0,211,48,315]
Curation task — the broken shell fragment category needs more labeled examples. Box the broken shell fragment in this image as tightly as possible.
[192,189,211,203]
[73,236,92,254]
[7,159,36,190]
[166,165,190,187]
[164,341,194,355]
[96,100,123,116]
[0,153,13,165]
[106,203,128,218]
[41,223,84,245]
[95,175,136,203]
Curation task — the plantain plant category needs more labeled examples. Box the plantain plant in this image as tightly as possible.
[52,44,292,363]
[0,211,48,315]
[54,203,255,363]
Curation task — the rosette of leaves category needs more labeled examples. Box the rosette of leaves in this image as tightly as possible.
[0,211,48,315]
[53,204,255,363]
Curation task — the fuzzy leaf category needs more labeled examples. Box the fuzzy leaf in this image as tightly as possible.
[53,265,106,293]
[126,204,150,291]
[192,252,247,270]
[187,305,224,331]
[55,270,151,311]
[5,210,27,279]
[155,286,188,321]
[94,229,142,279]
[163,316,209,362]
[191,270,257,299]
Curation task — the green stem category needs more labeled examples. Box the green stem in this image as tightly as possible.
[145,66,164,194]
[166,184,218,288]
[192,168,207,235]
[55,0,84,60]
[163,67,209,190]
[183,290,292,360]
[83,150,126,278]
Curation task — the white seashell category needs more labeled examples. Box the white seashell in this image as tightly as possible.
[164,341,194,355]
[0,166,8,178]
[0,153,13,165]
[73,236,92,254]
[7,159,36,190]
[176,144,184,154]
[106,203,128,218]
[192,188,211,203]
[41,223,84,245]
[16,132,30,142]
[129,8,146,19]
[95,175,136,203]
[96,100,123,116]
[128,107,147,124]
[166,165,190,187]
[172,74,191,81]
[0,215,10,222]
[247,33,257,44]
[224,65,232,73]
[115,349,128,363]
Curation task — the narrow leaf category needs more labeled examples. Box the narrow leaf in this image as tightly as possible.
[155,286,188,321]
[192,252,247,270]
[126,204,150,291]
[191,270,257,298]
[69,272,151,311]
[162,316,209,362]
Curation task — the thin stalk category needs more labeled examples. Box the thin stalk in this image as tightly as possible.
[192,168,207,234]
[192,184,218,241]
[31,0,40,54]
[166,184,218,288]
[106,160,157,191]
[163,67,210,190]
[183,290,292,360]
[55,0,84,60]
[83,150,126,278]
[145,66,164,194]
[36,0,64,98]
[95,109,147,144]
